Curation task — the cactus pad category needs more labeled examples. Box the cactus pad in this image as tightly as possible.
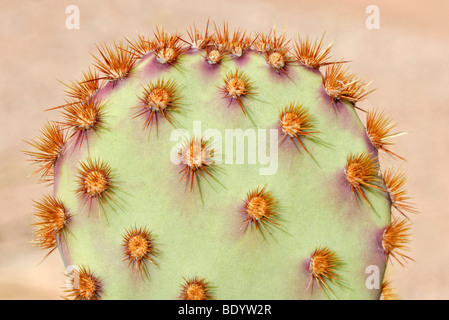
[25,23,415,300]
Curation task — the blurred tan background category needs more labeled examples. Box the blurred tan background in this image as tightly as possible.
[1,0,448,299]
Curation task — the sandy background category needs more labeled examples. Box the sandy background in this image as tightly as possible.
[0,0,448,299]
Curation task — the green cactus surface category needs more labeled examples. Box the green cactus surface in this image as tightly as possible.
[25,23,415,300]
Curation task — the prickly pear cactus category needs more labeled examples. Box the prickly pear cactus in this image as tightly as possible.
[25,22,416,300]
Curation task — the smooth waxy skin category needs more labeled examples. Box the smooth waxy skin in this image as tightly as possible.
[53,49,390,299]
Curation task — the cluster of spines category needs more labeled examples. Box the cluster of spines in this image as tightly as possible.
[219,68,255,115]
[241,185,280,234]
[134,78,182,132]
[178,137,218,192]
[75,157,120,214]
[24,121,66,184]
[92,42,137,82]
[31,195,71,260]
[307,247,344,299]
[24,22,417,300]
[64,265,103,300]
[323,62,373,111]
[278,103,319,156]
[122,225,160,279]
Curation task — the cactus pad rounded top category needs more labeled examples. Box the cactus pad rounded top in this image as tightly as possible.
[25,22,416,300]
